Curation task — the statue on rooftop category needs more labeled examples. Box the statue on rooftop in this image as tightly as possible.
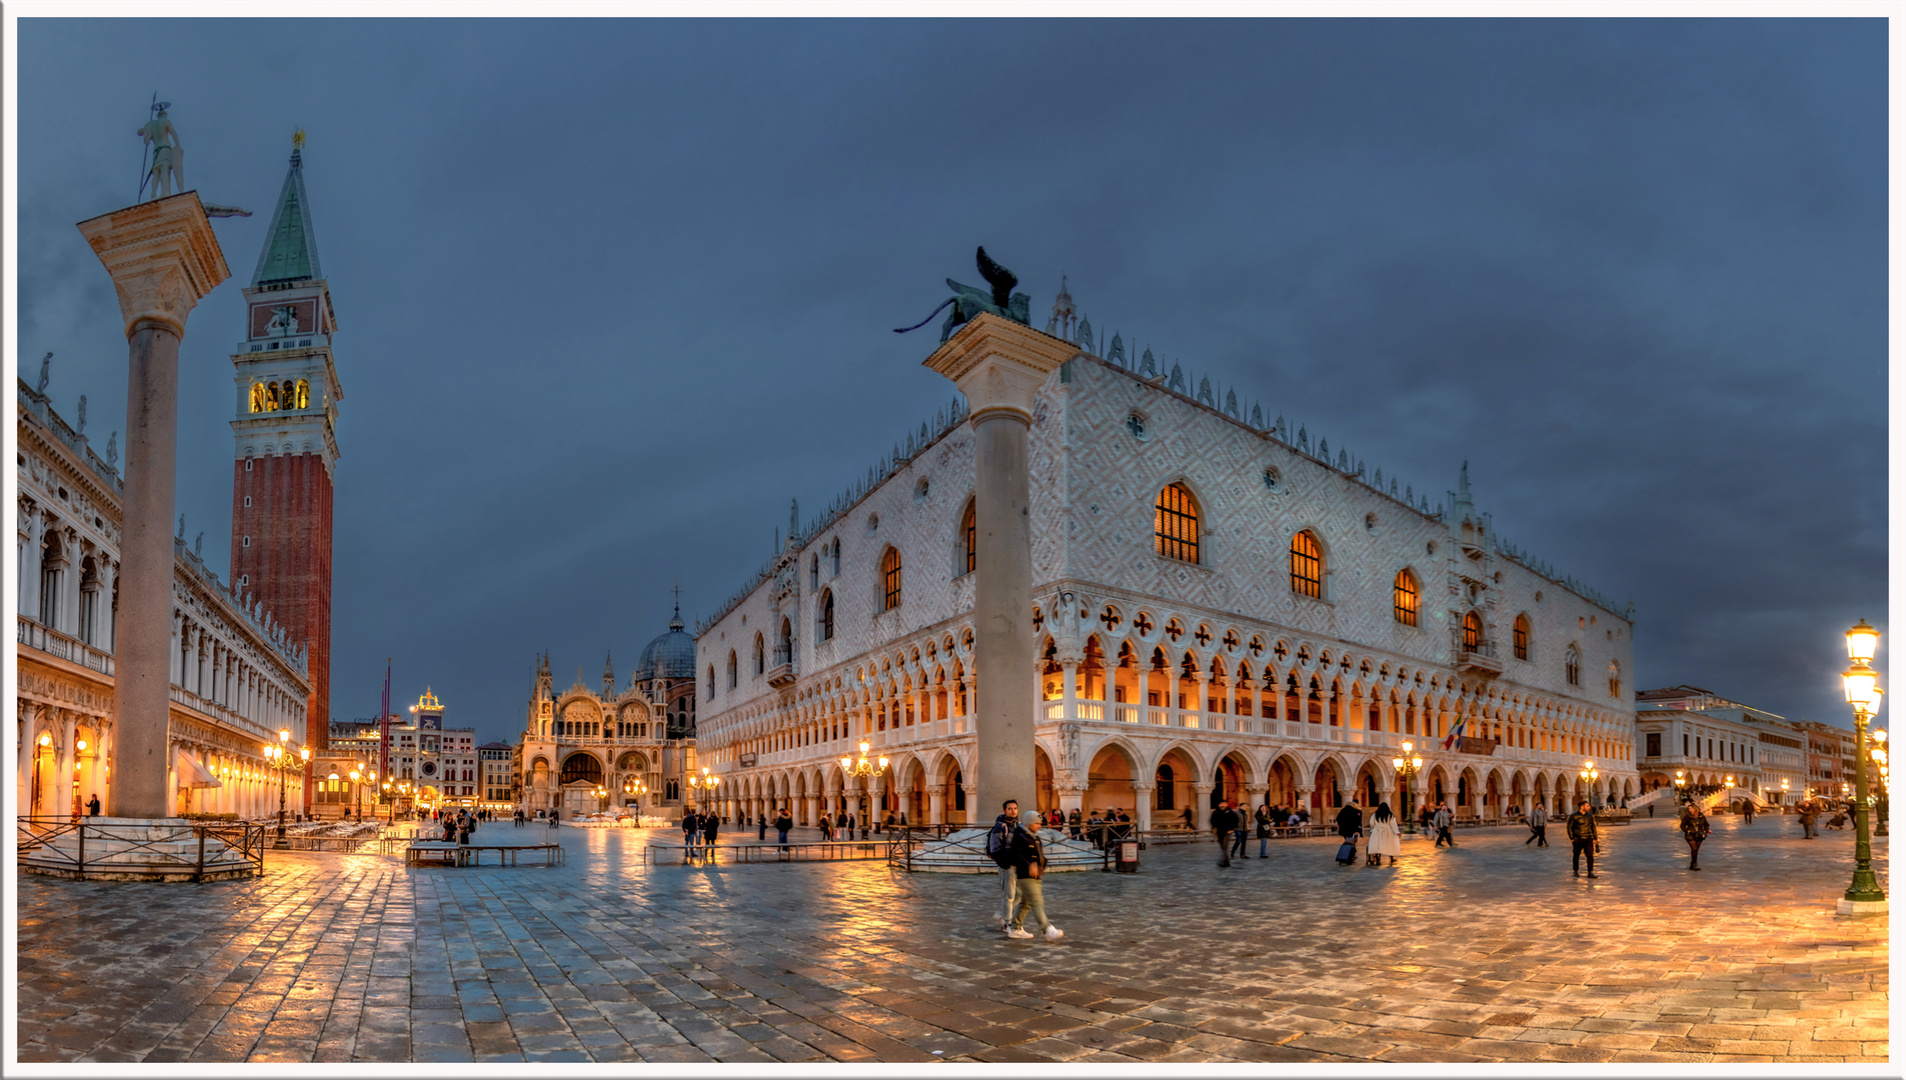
[137,99,185,201]
[894,246,1032,343]
[36,352,51,396]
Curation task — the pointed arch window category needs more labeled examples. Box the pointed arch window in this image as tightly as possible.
[727,651,738,690]
[819,589,836,641]
[1565,646,1581,687]
[1392,569,1418,626]
[1608,659,1622,698]
[294,379,310,409]
[830,538,841,577]
[1513,613,1531,660]
[753,633,765,675]
[962,501,976,575]
[881,547,902,611]
[1154,483,1199,563]
[1462,611,1483,652]
[1289,530,1322,598]
[264,382,281,411]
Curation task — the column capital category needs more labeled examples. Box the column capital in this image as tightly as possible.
[921,313,1076,425]
[76,192,229,340]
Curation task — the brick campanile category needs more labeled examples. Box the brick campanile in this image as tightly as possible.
[229,136,342,761]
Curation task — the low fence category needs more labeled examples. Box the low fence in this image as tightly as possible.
[16,817,268,880]
[645,839,906,865]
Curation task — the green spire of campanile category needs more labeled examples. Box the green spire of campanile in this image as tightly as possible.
[250,132,322,287]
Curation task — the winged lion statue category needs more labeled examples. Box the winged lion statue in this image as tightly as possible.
[894,246,1032,343]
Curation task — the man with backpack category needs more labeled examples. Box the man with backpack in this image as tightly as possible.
[988,799,1022,926]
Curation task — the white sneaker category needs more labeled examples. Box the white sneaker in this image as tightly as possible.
[1005,928,1033,939]
[1045,925,1065,941]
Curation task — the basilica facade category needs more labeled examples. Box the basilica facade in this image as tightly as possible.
[693,301,1639,830]
[513,610,700,819]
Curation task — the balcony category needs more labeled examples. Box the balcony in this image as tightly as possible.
[18,615,114,677]
[766,645,797,688]
[1455,642,1502,676]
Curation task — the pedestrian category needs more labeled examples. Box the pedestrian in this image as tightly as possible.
[1230,806,1252,860]
[1211,799,1241,868]
[1679,803,1710,871]
[1431,801,1455,848]
[1647,802,1655,818]
[1003,810,1063,941]
[1087,809,1105,849]
[1067,807,1082,840]
[682,809,699,854]
[1255,802,1273,858]
[1367,801,1401,866]
[1418,803,1434,834]
[988,799,1022,927]
[702,810,719,856]
[1526,800,1549,847]
[1181,806,1195,831]
[775,807,794,848]
[1335,798,1363,865]
[1799,802,1818,839]
[1743,800,1755,825]
[85,794,101,817]
[758,812,768,841]
[1567,799,1600,878]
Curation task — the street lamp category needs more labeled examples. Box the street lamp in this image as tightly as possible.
[1674,769,1686,805]
[840,741,887,839]
[1580,760,1599,809]
[265,731,309,847]
[1391,740,1423,834]
[1839,619,1886,914]
[687,767,721,812]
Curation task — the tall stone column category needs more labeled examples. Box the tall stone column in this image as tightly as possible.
[77,193,228,820]
[1130,784,1155,833]
[922,314,1072,823]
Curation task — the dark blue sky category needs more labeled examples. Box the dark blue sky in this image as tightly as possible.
[18,19,1888,745]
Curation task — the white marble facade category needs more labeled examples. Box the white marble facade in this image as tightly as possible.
[696,333,1640,830]
[17,380,311,821]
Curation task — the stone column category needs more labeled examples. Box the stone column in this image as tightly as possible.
[78,193,228,820]
[57,711,78,818]
[1131,784,1155,832]
[927,789,945,825]
[1243,785,1268,816]
[960,784,979,825]
[1189,782,1213,828]
[923,314,1072,821]
[1296,786,1315,817]
[19,503,44,619]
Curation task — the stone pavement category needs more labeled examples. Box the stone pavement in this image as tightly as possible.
[14,813,1887,1064]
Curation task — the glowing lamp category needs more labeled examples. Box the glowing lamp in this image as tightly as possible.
[1847,619,1880,664]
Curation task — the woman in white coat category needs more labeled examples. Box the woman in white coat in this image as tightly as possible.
[1367,801,1402,867]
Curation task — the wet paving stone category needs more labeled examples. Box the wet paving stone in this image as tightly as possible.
[14,814,1888,1063]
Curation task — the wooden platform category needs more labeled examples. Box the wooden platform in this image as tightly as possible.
[404,841,564,867]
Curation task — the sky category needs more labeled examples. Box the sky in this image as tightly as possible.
[15,18,1888,746]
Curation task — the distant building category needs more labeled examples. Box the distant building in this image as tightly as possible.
[514,608,698,819]
[478,742,514,807]
[1634,685,1813,805]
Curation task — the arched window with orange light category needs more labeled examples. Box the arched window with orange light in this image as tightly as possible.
[1462,611,1483,651]
[1392,569,1418,626]
[880,547,902,611]
[1290,530,1323,597]
[1154,483,1199,563]
[1513,613,1531,660]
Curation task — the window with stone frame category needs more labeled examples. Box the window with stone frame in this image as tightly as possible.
[1565,646,1580,686]
[961,501,976,575]
[880,547,902,611]
[1462,611,1483,651]
[1392,569,1418,626]
[1289,530,1323,598]
[819,589,836,641]
[1513,613,1531,660]
[1154,483,1200,563]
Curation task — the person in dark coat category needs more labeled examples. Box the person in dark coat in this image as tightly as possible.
[1526,800,1549,847]
[1798,802,1819,839]
[85,794,102,817]
[1566,800,1600,878]
[1680,804,1710,870]
[1335,799,1364,864]
[775,808,794,848]
[701,811,720,855]
[1210,800,1242,869]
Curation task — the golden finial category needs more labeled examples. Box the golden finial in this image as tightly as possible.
[293,128,305,150]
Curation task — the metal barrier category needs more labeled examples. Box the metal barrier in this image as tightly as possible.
[16,817,268,880]
[645,839,905,865]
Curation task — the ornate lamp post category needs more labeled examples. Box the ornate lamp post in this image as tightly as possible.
[1839,619,1886,914]
[687,768,721,814]
[1580,760,1598,809]
[841,741,888,840]
[383,781,395,824]
[1674,769,1686,805]
[265,730,309,847]
[622,777,647,814]
[1391,740,1423,834]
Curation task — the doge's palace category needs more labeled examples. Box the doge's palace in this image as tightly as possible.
[694,290,1639,831]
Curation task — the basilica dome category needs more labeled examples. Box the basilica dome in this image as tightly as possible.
[633,609,695,683]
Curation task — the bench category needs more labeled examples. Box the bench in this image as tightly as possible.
[405,842,564,868]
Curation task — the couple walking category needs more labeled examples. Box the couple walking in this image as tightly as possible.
[1326,799,1402,867]
[989,799,1064,942]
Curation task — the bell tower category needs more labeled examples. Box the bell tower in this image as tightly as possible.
[230,132,342,752]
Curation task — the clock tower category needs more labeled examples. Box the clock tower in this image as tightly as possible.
[230,134,342,753]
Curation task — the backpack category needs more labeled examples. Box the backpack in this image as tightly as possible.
[986,820,1016,867]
